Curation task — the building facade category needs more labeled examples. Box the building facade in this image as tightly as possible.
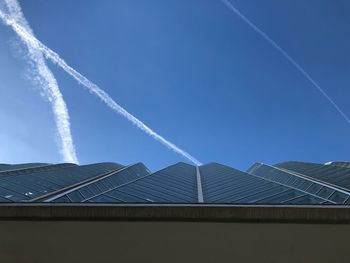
[0,160,349,204]
[1,160,350,262]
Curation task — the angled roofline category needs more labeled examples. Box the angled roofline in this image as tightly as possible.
[273,160,322,167]
[43,163,146,202]
[254,162,350,196]
[0,163,50,172]
[30,164,126,202]
[0,163,75,177]
[208,162,339,204]
[81,162,197,203]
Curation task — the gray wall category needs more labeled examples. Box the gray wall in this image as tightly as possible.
[1,221,350,263]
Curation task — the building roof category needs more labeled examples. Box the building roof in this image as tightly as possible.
[0,160,349,204]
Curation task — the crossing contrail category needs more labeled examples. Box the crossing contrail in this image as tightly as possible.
[2,0,78,163]
[221,0,350,124]
[0,9,202,165]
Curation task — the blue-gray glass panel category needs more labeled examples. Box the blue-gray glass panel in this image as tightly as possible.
[284,195,323,204]
[216,183,280,203]
[201,163,250,177]
[119,184,180,202]
[78,187,95,199]
[85,183,102,195]
[257,189,304,204]
[235,186,288,203]
[285,177,297,185]
[154,175,194,189]
[143,171,196,189]
[276,162,350,190]
[49,163,149,202]
[0,180,41,198]
[0,186,28,202]
[329,191,348,204]
[295,181,313,191]
[249,164,305,190]
[94,180,113,192]
[248,163,349,204]
[116,187,171,202]
[106,163,197,203]
[160,173,194,185]
[1,177,53,195]
[317,187,334,199]
[51,195,71,203]
[145,174,195,192]
[88,194,122,203]
[0,196,12,202]
[204,173,258,191]
[306,183,323,194]
[34,174,72,187]
[205,178,266,200]
[206,175,262,192]
[0,163,49,172]
[291,178,306,188]
[105,190,150,202]
[67,191,84,202]
[212,182,275,203]
[135,179,195,201]
[200,163,268,201]
[11,163,124,200]
[328,162,350,169]
[0,163,77,178]
[208,178,271,198]
[201,171,256,188]
[202,172,241,185]
[4,176,60,191]
[83,163,196,203]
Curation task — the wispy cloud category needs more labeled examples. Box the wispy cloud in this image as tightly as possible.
[221,0,350,124]
[2,0,78,164]
[0,7,202,165]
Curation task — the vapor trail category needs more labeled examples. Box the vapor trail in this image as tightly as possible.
[0,10,202,165]
[221,0,350,124]
[2,0,78,163]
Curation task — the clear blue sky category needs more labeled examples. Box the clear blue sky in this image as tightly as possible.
[1,0,350,171]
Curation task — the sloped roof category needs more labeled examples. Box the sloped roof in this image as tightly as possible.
[0,160,349,204]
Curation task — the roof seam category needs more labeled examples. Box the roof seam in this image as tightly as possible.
[267,163,350,195]
[30,165,125,202]
[246,172,337,204]
[42,164,136,202]
[196,167,204,203]
[81,163,195,203]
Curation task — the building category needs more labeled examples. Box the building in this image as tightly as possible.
[1,160,350,204]
[0,160,350,262]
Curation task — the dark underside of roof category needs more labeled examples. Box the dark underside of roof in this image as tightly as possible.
[0,160,350,205]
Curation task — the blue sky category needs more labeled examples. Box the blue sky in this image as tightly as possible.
[1,0,350,171]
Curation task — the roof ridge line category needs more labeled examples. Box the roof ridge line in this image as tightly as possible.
[0,163,75,177]
[42,163,145,202]
[265,163,350,195]
[208,163,339,204]
[30,165,126,202]
[81,162,193,203]
[245,169,338,204]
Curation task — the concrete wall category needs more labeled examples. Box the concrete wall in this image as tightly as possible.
[1,220,350,263]
[1,204,350,262]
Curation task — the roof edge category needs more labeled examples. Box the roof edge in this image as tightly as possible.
[0,204,350,224]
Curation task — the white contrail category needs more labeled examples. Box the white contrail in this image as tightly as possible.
[2,0,78,163]
[221,0,350,124]
[0,9,202,165]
